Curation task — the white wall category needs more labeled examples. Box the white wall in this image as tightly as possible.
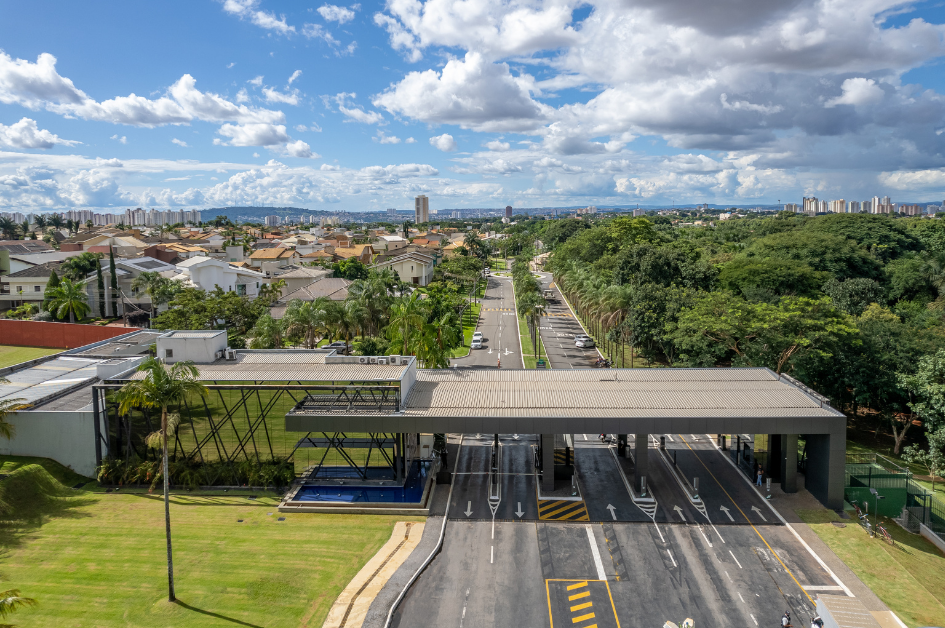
[157,333,228,363]
[0,410,98,478]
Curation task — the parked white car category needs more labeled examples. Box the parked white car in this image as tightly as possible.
[575,334,595,348]
[471,331,484,349]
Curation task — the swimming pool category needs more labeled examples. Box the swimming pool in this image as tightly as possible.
[293,461,430,503]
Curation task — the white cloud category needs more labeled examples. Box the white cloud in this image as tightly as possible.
[0,118,79,149]
[373,52,548,133]
[236,88,250,103]
[340,106,384,124]
[405,137,417,143]
[221,0,295,35]
[295,122,323,132]
[720,94,782,115]
[227,62,236,69]
[485,140,510,151]
[110,134,127,144]
[825,78,885,108]
[302,23,341,46]
[430,133,457,152]
[284,139,317,158]
[216,123,290,146]
[878,168,945,189]
[248,75,264,87]
[262,86,300,105]
[171,138,188,147]
[287,70,302,85]
[373,130,401,144]
[317,4,356,24]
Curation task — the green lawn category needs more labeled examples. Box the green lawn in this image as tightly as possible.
[1,464,422,628]
[489,257,508,271]
[846,437,945,496]
[451,302,482,358]
[516,310,546,369]
[798,509,945,628]
[0,455,92,488]
[0,345,61,369]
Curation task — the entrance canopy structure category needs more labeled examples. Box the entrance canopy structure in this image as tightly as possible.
[286,367,846,509]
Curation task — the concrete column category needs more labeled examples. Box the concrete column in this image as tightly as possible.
[541,433,555,491]
[634,433,648,493]
[767,434,782,481]
[780,434,798,493]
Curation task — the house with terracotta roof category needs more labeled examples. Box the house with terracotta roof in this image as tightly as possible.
[248,247,300,275]
[301,250,334,262]
[269,277,353,319]
[0,262,70,310]
[333,244,375,264]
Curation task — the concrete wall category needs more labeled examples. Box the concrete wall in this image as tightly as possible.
[157,333,228,363]
[920,524,945,555]
[807,432,846,511]
[0,320,142,349]
[0,410,99,478]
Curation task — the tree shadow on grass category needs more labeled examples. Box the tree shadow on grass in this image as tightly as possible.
[173,600,265,627]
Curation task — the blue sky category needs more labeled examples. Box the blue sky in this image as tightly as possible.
[0,0,944,212]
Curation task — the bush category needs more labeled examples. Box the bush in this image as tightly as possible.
[96,457,295,490]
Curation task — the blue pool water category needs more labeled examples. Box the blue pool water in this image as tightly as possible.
[294,461,429,503]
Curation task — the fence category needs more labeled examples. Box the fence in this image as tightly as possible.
[844,454,911,518]
[0,319,140,348]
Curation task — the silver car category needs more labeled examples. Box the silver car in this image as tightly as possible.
[575,334,595,348]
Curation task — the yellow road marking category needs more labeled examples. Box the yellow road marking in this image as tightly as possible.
[572,612,595,623]
[566,581,588,591]
[568,591,590,601]
[678,435,815,606]
[604,581,621,628]
[570,602,593,612]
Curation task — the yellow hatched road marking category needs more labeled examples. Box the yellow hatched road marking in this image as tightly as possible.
[568,591,590,601]
[570,602,593,612]
[572,612,596,623]
[566,581,587,591]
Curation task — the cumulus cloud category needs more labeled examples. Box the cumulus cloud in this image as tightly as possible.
[287,70,302,85]
[171,138,188,147]
[878,168,945,189]
[405,137,417,143]
[430,133,458,152]
[0,118,79,149]
[221,0,295,34]
[332,93,384,124]
[284,139,316,158]
[110,134,127,144]
[374,130,401,144]
[485,140,510,151]
[373,52,548,133]
[317,4,357,24]
[262,86,300,105]
[825,78,885,108]
[216,123,290,146]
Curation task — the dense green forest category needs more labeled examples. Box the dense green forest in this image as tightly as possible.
[496,212,945,462]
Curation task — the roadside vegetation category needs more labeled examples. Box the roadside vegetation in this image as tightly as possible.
[798,509,945,627]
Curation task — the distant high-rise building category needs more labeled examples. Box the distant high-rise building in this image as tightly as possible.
[829,199,846,213]
[505,205,513,219]
[871,196,881,214]
[818,199,829,213]
[264,215,280,227]
[784,203,800,213]
[900,204,922,216]
[414,195,429,223]
[387,207,397,220]
[849,201,861,213]
[802,197,818,215]
[633,208,645,217]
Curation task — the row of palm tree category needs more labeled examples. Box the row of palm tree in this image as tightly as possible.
[512,256,546,358]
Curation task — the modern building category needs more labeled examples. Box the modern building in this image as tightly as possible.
[172,256,265,297]
[784,203,800,213]
[505,206,513,219]
[371,251,435,286]
[415,195,429,224]
[829,199,846,213]
[900,204,922,216]
[849,201,861,213]
[802,197,818,215]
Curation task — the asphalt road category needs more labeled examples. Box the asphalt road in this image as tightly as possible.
[392,275,847,627]
[452,275,522,369]
[535,272,600,369]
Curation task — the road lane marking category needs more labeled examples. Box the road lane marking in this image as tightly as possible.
[572,613,595,623]
[570,602,593,612]
[720,505,734,521]
[569,591,590,601]
[750,613,758,626]
[728,550,743,569]
[738,592,745,603]
[586,524,607,581]
[802,585,845,591]
[673,505,686,522]
[751,505,768,522]
[490,545,494,564]
[667,549,677,567]
[567,582,588,591]
[678,435,814,605]
[606,504,617,520]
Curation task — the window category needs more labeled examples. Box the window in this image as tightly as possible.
[236,284,246,296]
[165,349,174,359]
[34,285,41,292]
[16,286,22,293]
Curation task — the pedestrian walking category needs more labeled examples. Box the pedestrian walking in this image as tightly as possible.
[781,610,792,627]
[756,464,763,487]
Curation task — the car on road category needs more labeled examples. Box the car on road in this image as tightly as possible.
[325,341,352,354]
[471,331,484,349]
[484,268,491,275]
[575,334,595,348]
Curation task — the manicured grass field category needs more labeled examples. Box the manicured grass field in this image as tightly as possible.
[798,509,945,628]
[0,345,61,369]
[2,465,422,627]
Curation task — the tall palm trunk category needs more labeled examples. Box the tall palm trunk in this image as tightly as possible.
[69,308,75,324]
[162,407,175,602]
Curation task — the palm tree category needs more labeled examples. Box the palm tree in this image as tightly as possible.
[0,588,37,625]
[115,357,208,603]
[387,292,426,356]
[46,278,90,323]
[48,214,64,231]
[34,214,47,230]
[131,272,179,314]
[282,298,329,348]
[0,217,18,240]
[85,219,94,233]
[248,312,284,349]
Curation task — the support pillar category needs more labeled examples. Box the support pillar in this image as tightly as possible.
[634,433,648,493]
[617,434,627,457]
[780,434,798,493]
[541,434,555,491]
[805,430,845,510]
[767,434,782,482]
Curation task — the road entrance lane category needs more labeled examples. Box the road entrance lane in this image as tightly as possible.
[535,274,598,369]
[574,440,647,523]
[496,435,539,520]
[452,276,520,368]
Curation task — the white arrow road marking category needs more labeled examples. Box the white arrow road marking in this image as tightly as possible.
[673,505,686,522]
[515,502,524,518]
[720,506,735,522]
[488,347,493,354]
[489,501,499,516]
[751,506,768,522]
[465,501,473,517]
[606,504,617,520]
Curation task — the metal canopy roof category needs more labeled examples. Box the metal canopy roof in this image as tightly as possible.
[284,367,845,435]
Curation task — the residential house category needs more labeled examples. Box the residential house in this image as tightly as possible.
[268,265,331,296]
[162,243,209,259]
[371,251,435,286]
[173,257,265,298]
[0,262,67,310]
[85,256,179,316]
[269,277,352,319]
[375,234,408,254]
[248,247,300,275]
[333,244,375,265]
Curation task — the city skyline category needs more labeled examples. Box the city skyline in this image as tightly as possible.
[0,1,944,212]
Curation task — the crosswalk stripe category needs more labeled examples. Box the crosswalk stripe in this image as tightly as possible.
[566,582,587,591]
[572,612,595,623]
[568,591,590,601]
[570,602,593,612]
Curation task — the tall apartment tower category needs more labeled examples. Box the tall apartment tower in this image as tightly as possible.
[505,205,513,219]
[415,195,429,223]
